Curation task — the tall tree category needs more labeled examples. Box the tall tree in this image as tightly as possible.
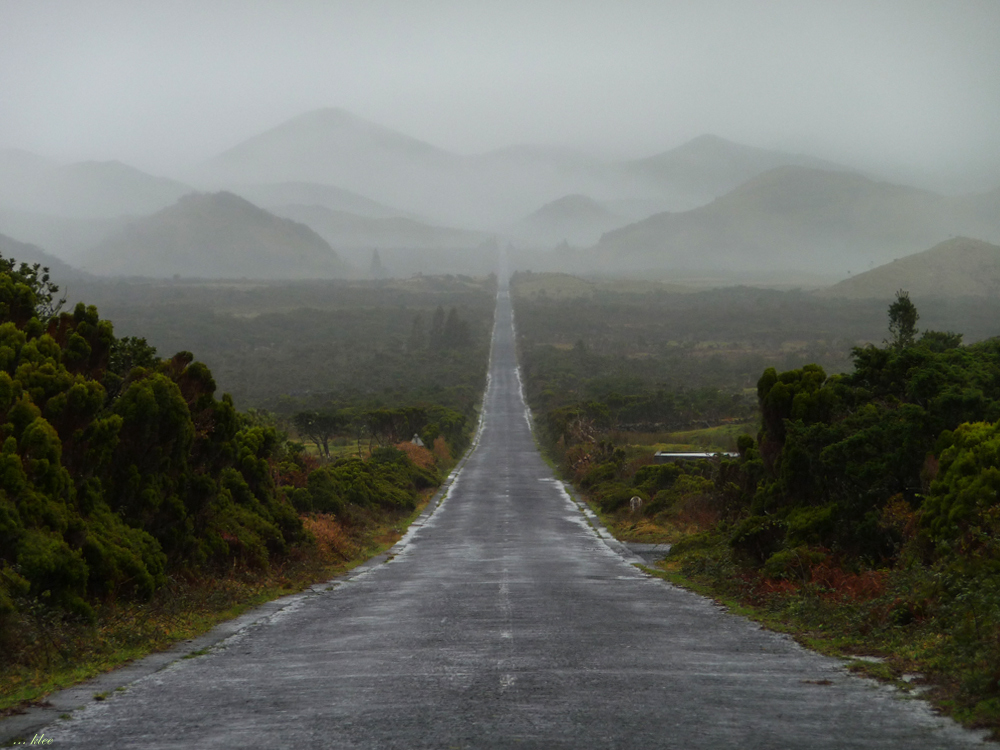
[887,289,919,350]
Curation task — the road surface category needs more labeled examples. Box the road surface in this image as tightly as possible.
[40,288,983,748]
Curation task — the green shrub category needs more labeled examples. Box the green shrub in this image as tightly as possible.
[762,546,826,581]
[731,515,787,565]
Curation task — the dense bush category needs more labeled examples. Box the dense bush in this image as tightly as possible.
[295,448,439,515]
[0,257,305,622]
[740,324,1000,565]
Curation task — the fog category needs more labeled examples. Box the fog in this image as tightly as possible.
[2,0,998,190]
[2,1,1000,281]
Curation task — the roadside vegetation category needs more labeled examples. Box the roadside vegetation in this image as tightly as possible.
[0,260,493,713]
[512,272,1000,738]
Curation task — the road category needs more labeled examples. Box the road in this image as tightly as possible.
[41,288,983,749]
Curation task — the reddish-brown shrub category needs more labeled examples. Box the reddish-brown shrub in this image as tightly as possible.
[432,436,451,464]
[810,562,888,602]
[302,514,357,562]
[394,441,436,470]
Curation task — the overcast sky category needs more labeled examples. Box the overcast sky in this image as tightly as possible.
[1,0,999,190]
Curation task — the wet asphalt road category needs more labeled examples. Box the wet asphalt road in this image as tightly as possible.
[42,289,985,749]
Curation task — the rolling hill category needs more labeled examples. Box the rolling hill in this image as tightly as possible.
[570,167,1000,276]
[79,192,348,279]
[818,237,1000,299]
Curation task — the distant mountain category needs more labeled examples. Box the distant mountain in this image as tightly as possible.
[818,238,1000,299]
[615,135,852,209]
[79,192,348,279]
[571,167,1000,276]
[194,108,538,226]
[0,232,88,282]
[200,108,454,184]
[0,207,128,262]
[0,156,192,218]
[0,148,54,184]
[232,182,412,219]
[194,108,459,202]
[509,194,627,247]
[269,204,489,249]
[194,108,869,228]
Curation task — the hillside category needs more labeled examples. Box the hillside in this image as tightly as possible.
[0,156,192,218]
[194,108,460,201]
[0,208,127,262]
[509,194,627,247]
[819,237,1000,299]
[79,192,348,279]
[269,204,487,249]
[571,167,1000,276]
[0,232,88,281]
[616,134,853,209]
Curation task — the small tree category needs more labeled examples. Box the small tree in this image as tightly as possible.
[887,289,919,350]
[293,410,344,458]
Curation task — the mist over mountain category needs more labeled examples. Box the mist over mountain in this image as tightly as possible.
[192,108,474,221]
[818,237,1000,299]
[0,231,88,282]
[567,167,1000,276]
[5,107,997,282]
[79,192,348,279]
[0,153,191,218]
[0,207,129,262]
[231,181,412,219]
[191,108,862,231]
[269,204,489,251]
[508,194,627,247]
[0,148,54,186]
[616,135,854,210]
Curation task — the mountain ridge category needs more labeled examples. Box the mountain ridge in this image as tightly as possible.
[79,192,348,279]
[191,108,867,228]
[573,166,1000,276]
